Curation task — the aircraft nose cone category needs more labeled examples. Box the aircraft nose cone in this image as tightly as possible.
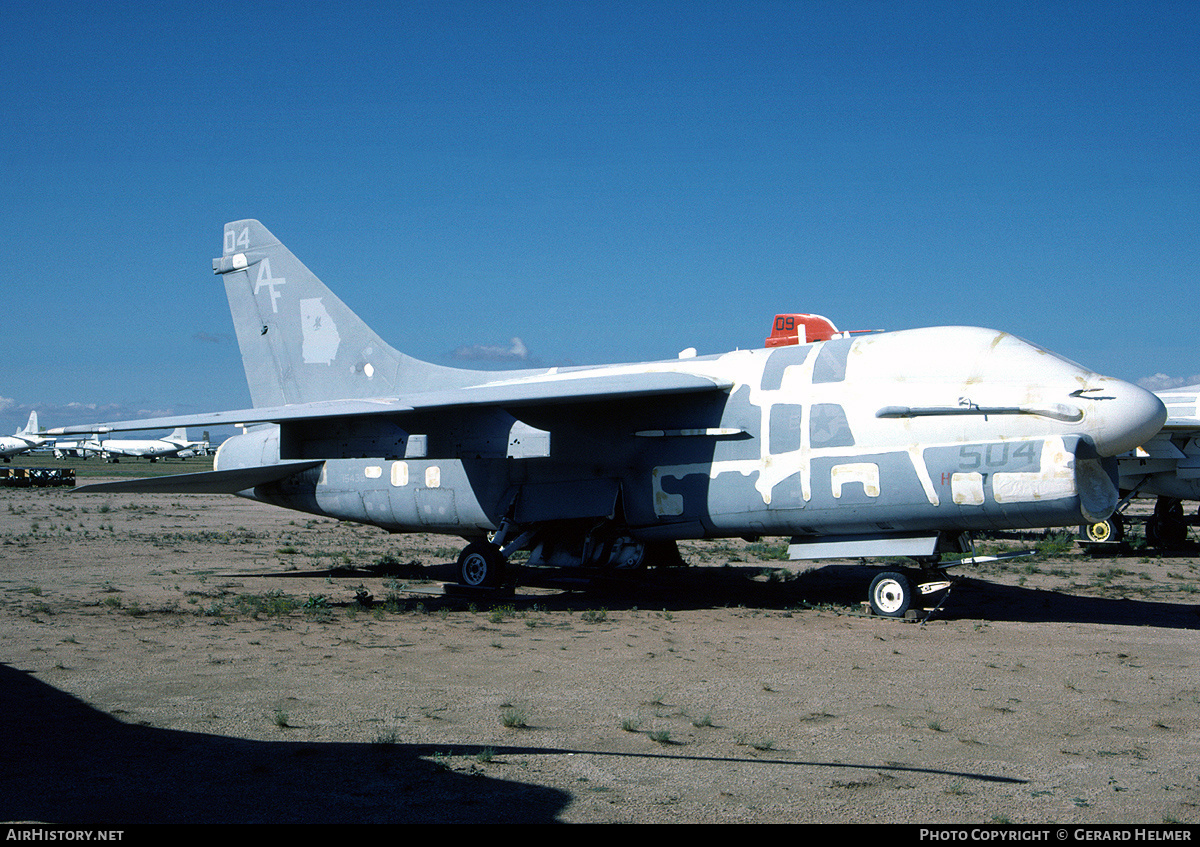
[1086,378,1167,456]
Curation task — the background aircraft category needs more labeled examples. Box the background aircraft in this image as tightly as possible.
[1082,384,1200,548]
[0,412,46,462]
[57,220,1166,617]
[86,428,205,462]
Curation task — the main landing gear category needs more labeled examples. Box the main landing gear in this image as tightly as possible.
[864,536,1034,621]
[866,568,955,619]
[452,519,674,591]
[456,541,506,589]
[1146,497,1189,549]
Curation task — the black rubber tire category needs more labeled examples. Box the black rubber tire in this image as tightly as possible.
[1147,499,1187,549]
[457,541,506,588]
[1083,515,1124,544]
[868,570,913,618]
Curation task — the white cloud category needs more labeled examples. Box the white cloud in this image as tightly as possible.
[1138,373,1200,391]
[450,337,532,363]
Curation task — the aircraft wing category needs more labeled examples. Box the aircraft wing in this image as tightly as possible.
[49,370,734,435]
[73,461,325,495]
[50,399,415,435]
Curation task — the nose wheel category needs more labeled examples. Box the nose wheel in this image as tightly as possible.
[1083,515,1124,545]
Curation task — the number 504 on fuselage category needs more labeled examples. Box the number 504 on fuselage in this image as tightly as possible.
[57,220,1167,614]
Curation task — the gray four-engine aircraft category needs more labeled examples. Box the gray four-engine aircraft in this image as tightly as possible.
[86,427,205,462]
[54,220,1167,616]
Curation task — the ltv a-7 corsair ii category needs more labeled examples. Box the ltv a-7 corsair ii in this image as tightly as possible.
[55,220,1166,616]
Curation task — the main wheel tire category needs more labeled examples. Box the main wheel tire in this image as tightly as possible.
[457,541,506,588]
[868,571,913,618]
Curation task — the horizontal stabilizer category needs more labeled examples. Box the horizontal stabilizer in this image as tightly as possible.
[73,461,323,495]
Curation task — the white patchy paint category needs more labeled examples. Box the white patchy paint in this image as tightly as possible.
[951,472,986,505]
[652,466,685,517]
[364,466,382,479]
[390,462,408,487]
[300,297,341,364]
[831,463,880,498]
[908,446,941,506]
[993,437,1076,504]
[232,253,248,270]
[425,466,441,488]
[364,362,374,379]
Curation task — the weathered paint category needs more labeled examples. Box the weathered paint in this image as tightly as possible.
[68,220,1169,568]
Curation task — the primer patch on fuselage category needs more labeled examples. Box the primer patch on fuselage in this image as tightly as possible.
[812,337,854,384]
[760,345,812,391]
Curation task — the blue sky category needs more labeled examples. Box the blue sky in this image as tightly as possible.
[2,0,1197,435]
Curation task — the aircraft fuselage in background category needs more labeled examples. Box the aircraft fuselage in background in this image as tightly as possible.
[0,412,45,462]
[88,428,202,462]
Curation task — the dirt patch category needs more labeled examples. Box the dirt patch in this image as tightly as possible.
[2,481,1198,823]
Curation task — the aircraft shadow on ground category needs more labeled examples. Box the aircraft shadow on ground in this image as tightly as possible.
[257,559,1200,630]
[0,662,571,825]
[1,662,1028,825]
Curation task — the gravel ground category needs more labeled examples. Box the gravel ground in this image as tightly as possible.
[2,481,1198,824]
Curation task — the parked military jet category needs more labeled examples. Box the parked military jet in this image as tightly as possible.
[0,412,45,462]
[54,220,1167,616]
[1083,384,1200,548]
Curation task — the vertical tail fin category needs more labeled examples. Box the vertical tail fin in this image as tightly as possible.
[21,411,38,436]
[213,220,476,408]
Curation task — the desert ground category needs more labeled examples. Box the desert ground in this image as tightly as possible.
[1,458,1198,825]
